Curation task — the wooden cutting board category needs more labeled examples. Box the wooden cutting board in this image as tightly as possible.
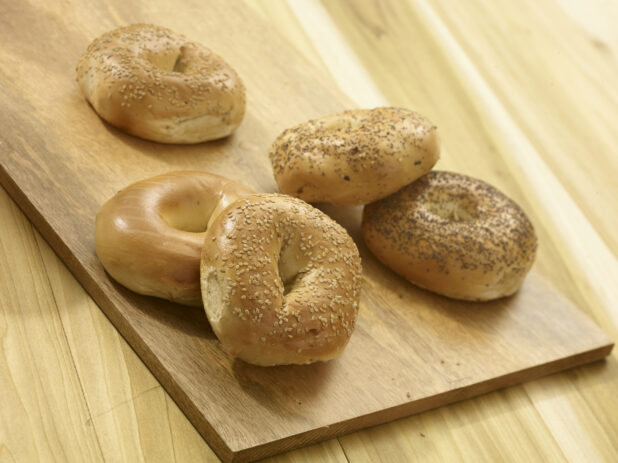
[0,0,613,461]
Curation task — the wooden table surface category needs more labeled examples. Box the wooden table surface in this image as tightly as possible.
[1,0,617,461]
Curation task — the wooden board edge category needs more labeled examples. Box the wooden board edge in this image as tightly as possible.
[228,343,614,462]
[0,161,237,462]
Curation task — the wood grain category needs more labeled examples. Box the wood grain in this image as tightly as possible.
[0,188,102,463]
[0,0,615,459]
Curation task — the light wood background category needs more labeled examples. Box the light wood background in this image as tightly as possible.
[1,0,617,462]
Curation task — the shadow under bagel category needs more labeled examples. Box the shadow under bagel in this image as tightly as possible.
[230,358,336,415]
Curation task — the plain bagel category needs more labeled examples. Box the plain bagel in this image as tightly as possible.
[362,171,537,301]
[269,107,440,205]
[76,24,246,143]
[201,194,362,366]
[95,171,253,306]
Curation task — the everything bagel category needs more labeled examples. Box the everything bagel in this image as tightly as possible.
[269,107,440,205]
[362,171,537,301]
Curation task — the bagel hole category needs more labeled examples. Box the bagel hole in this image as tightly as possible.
[165,215,209,233]
[425,191,479,222]
[278,244,305,297]
[172,53,188,73]
[282,272,303,296]
[147,48,189,73]
[160,199,214,233]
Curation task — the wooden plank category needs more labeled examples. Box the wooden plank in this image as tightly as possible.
[339,387,567,462]
[0,0,613,461]
[0,188,103,463]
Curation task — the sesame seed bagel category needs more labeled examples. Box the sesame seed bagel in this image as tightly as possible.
[95,171,254,306]
[201,194,362,366]
[362,171,537,301]
[269,107,440,205]
[76,24,246,143]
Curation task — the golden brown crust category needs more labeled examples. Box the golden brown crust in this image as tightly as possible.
[201,194,362,366]
[269,107,440,205]
[362,171,537,301]
[95,171,253,306]
[76,24,246,143]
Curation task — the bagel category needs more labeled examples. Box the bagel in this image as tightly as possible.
[362,171,537,301]
[76,24,246,143]
[95,171,253,306]
[269,107,440,205]
[201,194,362,366]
